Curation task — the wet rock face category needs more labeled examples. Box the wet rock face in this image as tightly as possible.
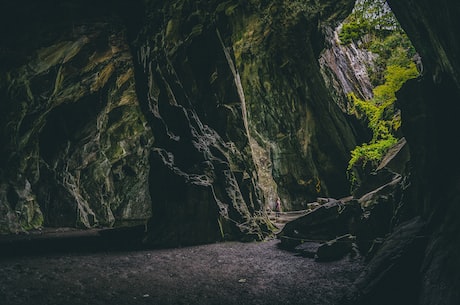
[134,0,274,245]
[230,1,359,209]
[0,3,153,231]
[320,25,376,111]
[0,0,358,245]
[134,0,357,245]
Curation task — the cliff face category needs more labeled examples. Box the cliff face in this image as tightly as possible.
[320,25,376,111]
[0,2,153,232]
[229,1,359,209]
[134,0,357,244]
[133,0,273,245]
[0,0,358,245]
[389,1,460,304]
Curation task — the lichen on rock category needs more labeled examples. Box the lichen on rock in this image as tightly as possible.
[0,16,153,232]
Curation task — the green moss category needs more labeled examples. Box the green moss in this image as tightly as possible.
[348,136,398,170]
[347,64,418,167]
[343,0,420,188]
[18,200,44,231]
[347,60,418,184]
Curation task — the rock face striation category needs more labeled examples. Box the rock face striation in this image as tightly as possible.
[320,25,376,111]
[134,0,359,244]
[220,1,360,209]
[0,0,359,245]
[0,3,153,232]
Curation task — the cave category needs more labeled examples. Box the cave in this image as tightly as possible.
[1,0,460,304]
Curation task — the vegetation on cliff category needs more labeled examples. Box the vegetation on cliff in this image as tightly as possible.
[340,0,419,188]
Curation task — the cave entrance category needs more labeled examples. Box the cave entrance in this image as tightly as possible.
[262,0,420,211]
[275,0,422,260]
[0,0,421,258]
[326,0,420,199]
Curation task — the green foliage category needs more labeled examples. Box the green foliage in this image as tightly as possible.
[348,136,398,170]
[373,63,419,106]
[347,61,418,173]
[369,31,417,62]
[339,0,417,87]
[342,1,420,187]
[339,20,371,45]
[338,0,397,45]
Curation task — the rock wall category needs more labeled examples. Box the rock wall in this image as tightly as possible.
[340,1,460,304]
[389,1,460,304]
[227,0,359,209]
[0,0,359,246]
[320,25,376,111]
[131,0,270,245]
[0,1,153,232]
[133,0,359,244]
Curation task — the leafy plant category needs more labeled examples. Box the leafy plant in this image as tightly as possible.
[347,61,418,171]
[348,136,398,170]
[341,0,420,188]
[339,20,371,45]
[338,0,397,45]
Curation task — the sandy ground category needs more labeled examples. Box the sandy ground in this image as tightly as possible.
[0,234,363,305]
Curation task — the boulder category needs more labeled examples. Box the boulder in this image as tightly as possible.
[294,242,323,258]
[277,199,361,249]
[351,138,409,199]
[354,175,402,255]
[352,168,399,199]
[340,216,427,305]
[278,174,404,258]
[316,234,357,261]
[376,137,410,174]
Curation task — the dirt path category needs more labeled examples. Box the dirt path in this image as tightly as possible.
[0,236,363,305]
[269,210,310,232]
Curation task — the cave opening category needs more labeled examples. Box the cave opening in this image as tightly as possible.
[250,0,420,221]
[274,0,423,261]
[5,0,460,304]
[0,0,420,260]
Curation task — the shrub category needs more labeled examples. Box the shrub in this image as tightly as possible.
[340,0,420,190]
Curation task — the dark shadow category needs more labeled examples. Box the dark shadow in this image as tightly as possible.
[0,225,149,258]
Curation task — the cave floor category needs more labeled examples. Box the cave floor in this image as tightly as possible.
[0,231,363,305]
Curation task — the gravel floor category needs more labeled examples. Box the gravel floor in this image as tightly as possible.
[0,237,363,305]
